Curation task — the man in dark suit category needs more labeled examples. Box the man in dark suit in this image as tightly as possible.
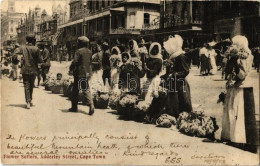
[69,36,94,115]
[40,43,51,83]
[20,34,43,109]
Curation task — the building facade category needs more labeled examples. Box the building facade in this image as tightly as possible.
[142,0,260,48]
[1,0,24,49]
[57,0,160,59]
[16,5,42,45]
[213,1,260,48]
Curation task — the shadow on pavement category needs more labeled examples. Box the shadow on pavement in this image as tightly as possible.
[7,104,27,109]
[213,79,226,81]
[59,109,90,115]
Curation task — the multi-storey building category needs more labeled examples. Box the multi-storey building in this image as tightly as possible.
[57,0,160,59]
[1,0,24,49]
[16,5,42,45]
[142,1,215,48]
[213,1,259,48]
[142,1,260,48]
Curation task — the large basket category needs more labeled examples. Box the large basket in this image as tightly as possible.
[51,85,64,94]
[94,99,109,109]
[2,69,10,75]
[45,85,51,91]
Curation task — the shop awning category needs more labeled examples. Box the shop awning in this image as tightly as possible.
[58,19,83,29]
[110,6,125,12]
[84,10,110,21]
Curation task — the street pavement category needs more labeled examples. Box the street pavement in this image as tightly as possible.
[1,61,259,165]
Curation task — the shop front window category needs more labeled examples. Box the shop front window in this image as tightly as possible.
[129,12,135,28]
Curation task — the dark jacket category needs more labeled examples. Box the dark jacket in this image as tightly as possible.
[146,58,162,79]
[41,48,51,67]
[102,50,111,71]
[70,47,92,78]
[20,44,42,75]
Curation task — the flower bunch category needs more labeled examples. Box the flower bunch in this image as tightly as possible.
[156,114,177,128]
[152,86,168,98]
[130,57,142,68]
[163,59,173,68]
[94,91,109,102]
[63,77,74,87]
[225,45,250,59]
[110,55,121,68]
[176,110,218,138]
[108,89,122,109]
[119,94,138,107]
[99,93,109,100]
[136,101,150,112]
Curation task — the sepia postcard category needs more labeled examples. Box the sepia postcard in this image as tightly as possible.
[1,0,259,165]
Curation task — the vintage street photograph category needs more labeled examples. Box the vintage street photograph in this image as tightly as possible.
[1,0,259,165]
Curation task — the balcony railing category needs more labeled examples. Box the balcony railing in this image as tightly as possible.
[110,27,141,35]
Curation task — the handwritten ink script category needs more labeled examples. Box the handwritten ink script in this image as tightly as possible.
[1,132,229,165]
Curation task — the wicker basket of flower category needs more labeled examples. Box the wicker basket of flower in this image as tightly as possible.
[117,92,138,118]
[108,89,122,110]
[134,100,150,122]
[44,74,56,91]
[63,77,74,97]
[51,80,64,94]
[93,91,109,109]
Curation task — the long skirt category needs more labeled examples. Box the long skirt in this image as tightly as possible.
[221,87,259,145]
[209,55,217,75]
[200,55,210,75]
[165,79,192,118]
[89,69,104,93]
[110,68,119,89]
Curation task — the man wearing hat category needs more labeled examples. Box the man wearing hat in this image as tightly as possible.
[20,34,43,109]
[69,36,94,115]
[40,43,51,83]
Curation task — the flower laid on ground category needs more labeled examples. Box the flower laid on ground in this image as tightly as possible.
[156,114,177,128]
[176,110,218,138]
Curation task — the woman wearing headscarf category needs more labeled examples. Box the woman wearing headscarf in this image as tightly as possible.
[110,46,121,89]
[221,35,258,153]
[128,39,139,58]
[163,35,192,118]
[118,52,145,94]
[89,44,104,93]
[118,52,131,91]
[142,42,163,100]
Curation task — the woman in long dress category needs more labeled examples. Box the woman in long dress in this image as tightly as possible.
[221,35,259,153]
[199,43,210,75]
[207,43,217,75]
[90,44,104,93]
[163,35,192,118]
[110,46,121,89]
[142,42,163,101]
